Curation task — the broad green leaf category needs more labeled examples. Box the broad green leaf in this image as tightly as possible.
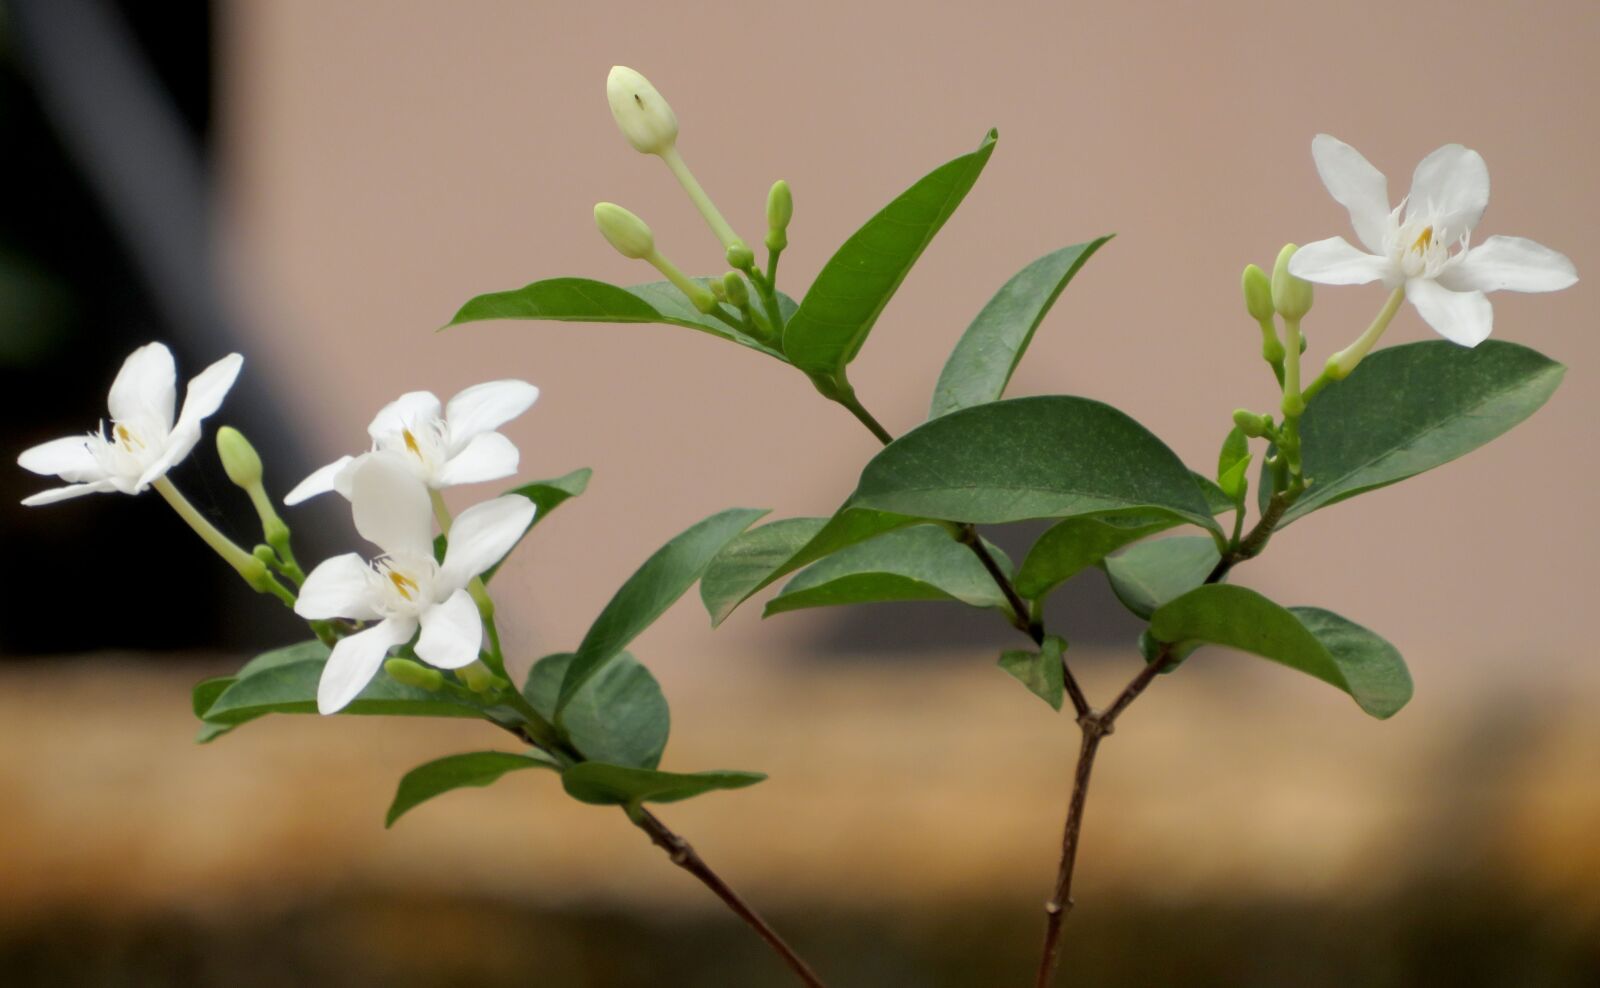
[526,652,669,769]
[699,507,925,625]
[851,396,1218,531]
[929,237,1113,418]
[1270,340,1564,525]
[481,467,593,582]
[1289,607,1412,719]
[1216,427,1251,503]
[447,278,795,359]
[1104,536,1221,620]
[1149,585,1405,718]
[785,130,999,383]
[1016,510,1181,600]
[765,526,1010,617]
[386,750,557,827]
[202,641,482,724]
[557,508,767,713]
[997,635,1068,711]
[700,517,828,626]
[560,761,766,806]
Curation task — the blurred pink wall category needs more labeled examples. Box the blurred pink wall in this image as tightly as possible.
[220,0,1600,694]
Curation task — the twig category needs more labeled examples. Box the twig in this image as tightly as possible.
[1035,494,1295,984]
[630,807,827,987]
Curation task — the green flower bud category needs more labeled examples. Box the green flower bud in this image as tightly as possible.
[722,271,749,307]
[606,66,678,156]
[709,279,728,302]
[725,242,754,270]
[216,426,263,490]
[1232,409,1269,438]
[1271,244,1314,321]
[385,658,444,692]
[766,179,792,252]
[594,202,655,260]
[1241,264,1274,321]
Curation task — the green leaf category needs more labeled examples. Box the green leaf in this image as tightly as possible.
[1216,427,1251,503]
[192,675,234,719]
[700,517,828,626]
[765,526,1010,617]
[1149,585,1408,718]
[785,130,999,383]
[560,762,766,806]
[699,508,924,626]
[202,640,482,724]
[997,635,1067,711]
[526,652,669,769]
[558,507,767,713]
[929,237,1112,418]
[481,467,592,582]
[1192,471,1236,516]
[446,278,794,359]
[850,396,1218,531]
[1015,510,1181,600]
[1271,340,1564,525]
[1289,607,1412,719]
[386,750,558,828]
[1103,536,1221,620]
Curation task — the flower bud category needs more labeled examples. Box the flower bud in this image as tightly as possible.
[385,657,444,692]
[725,242,754,270]
[1232,409,1269,438]
[1241,264,1274,322]
[594,203,655,260]
[766,179,792,253]
[722,271,749,307]
[606,66,678,156]
[216,426,263,491]
[1271,244,1314,321]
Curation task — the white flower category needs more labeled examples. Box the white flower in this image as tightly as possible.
[607,66,679,156]
[294,453,535,714]
[1289,135,1577,347]
[284,380,538,505]
[17,342,243,506]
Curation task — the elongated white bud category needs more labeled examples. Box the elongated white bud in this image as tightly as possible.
[594,203,655,260]
[607,66,678,156]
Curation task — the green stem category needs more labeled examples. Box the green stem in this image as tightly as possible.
[1304,285,1406,402]
[153,477,295,608]
[659,146,745,253]
[832,387,894,446]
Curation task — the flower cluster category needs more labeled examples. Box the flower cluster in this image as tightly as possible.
[18,346,541,714]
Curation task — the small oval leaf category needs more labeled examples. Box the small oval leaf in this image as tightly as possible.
[560,762,766,806]
[386,750,557,827]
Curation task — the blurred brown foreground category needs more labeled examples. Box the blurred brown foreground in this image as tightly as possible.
[3,649,1598,987]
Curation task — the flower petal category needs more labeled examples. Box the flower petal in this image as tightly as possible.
[368,391,441,443]
[1437,235,1578,294]
[349,452,435,558]
[21,480,118,506]
[440,494,537,589]
[444,380,539,450]
[283,455,356,506]
[1287,237,1392,286]
[295,552,381,620]
[1407,278,1494,347]
[437,432,520,487]
[1311,135,1392,254]
[107,342,177,435]
[1407,143,1489,241]
[135,353,244,490]
[414,588,484,669]
[317,616,417,714]
[18,436,104,482]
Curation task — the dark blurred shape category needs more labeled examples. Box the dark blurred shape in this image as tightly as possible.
[0,0,309,655]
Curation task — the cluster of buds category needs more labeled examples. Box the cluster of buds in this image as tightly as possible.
[594,67,794,345]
